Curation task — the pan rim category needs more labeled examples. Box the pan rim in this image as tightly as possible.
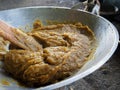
[0,6,119,90]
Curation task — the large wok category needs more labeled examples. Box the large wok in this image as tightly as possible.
[0,6,119,90]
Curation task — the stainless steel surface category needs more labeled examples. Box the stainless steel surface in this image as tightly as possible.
[0,6,119,90]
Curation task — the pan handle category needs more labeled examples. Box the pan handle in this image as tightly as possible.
[71,0,120,44]
[71,0,100,15]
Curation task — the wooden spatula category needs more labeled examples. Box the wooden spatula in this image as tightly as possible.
[0,20,42,51]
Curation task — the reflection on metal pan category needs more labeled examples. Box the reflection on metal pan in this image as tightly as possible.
[0,6,119,90]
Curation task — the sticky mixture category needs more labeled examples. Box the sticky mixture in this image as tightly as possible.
[0,79,10,86]
[1,20,95,87]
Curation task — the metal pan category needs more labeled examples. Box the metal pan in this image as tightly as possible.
[0,6,119,90]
